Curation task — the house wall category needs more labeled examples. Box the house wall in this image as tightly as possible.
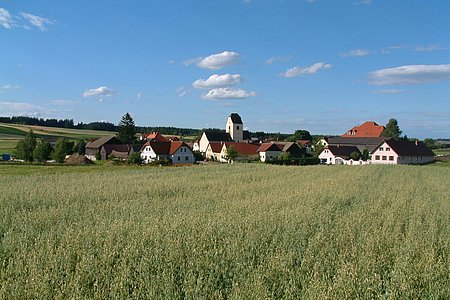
[318,149,336,164]
[205,145,220,161]
[259,150,281,162]
[199,133,210,153]
[85,148,99,161]
[140,146,169,163]
[371,143,399,164]
[171,146,195,164]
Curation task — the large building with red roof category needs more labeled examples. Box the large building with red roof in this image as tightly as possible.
[342,121,385,138]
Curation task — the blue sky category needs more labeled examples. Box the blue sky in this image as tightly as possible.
[1,0,449,138]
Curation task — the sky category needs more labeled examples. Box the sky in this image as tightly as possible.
[1,0,449,138]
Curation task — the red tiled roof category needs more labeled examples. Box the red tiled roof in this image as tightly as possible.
[224,142,259,155]
[169,141,190,155]
[342,121,385,138]
[145,132,168,142]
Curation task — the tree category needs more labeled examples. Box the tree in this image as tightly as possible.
[383,118,402,139]
[75,140,86,155]
[362,149,370,161]
[294,130,312,141]
[350,151,361,161]
[52,139,69,163]
[224,145,238,163]
[33,140,52,162]
[14,129,37,162]
[278,152,291,161]
[127,152,143,165]
[117,112,136,144]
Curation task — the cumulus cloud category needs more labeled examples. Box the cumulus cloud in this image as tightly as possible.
[202,88,256,100]
[19,12,54,31]
[281,62,332,78]
[185,51,240,70]
[341,49,370,57]
[369,64,450,85]
[192,74,242,89]
[83,86,115,98]
[0,8,14,29]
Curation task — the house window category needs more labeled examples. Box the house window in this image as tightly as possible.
[237,126,239,130]
[375,155,380,160]
[380,147,384,151]
[389,156,394,161]
[185,156,188,161]
[177,156,181,161]
[386,147,390,151]
[382,156,387,160]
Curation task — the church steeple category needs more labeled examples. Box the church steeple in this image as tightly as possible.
[226,113,243,142]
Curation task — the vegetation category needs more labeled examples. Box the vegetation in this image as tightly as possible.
[52,139,70,163]
[33,140,52,162]
[0,164,447,298]
[286,130,312,142]
[383,118,402,139]
[127,152,143,165]
[14,129,37,162]
[350,151,361,161]
[117,113,137,144]
[224,145,239,163]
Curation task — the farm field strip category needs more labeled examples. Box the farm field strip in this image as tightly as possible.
[0,164,448,299]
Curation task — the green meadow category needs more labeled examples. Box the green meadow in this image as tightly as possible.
[0,164,448,299]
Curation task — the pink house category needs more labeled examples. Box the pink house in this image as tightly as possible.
[371,139,434,165]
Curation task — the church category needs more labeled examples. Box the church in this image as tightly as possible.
[197,113,251,153]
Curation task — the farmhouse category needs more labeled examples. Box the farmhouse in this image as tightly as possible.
[320,136,385,154]
[342,121,385,138]
[205,142,224,161]
[219,142,259,163]
[258,143,282,162]
[140,141,195,164]
[371,139,435,165]
[85,136,121,161]
[318,145,364,165]
[198,131,233,153]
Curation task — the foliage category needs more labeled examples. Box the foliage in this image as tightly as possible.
[1,165,447,298]
[76,140,86,155]
[14,129,37,162]
[117,113,136,144]
[278,152,291,161]
[362,149,370,161]
[350,151,361,161]
[33,140,52,162]
[193,151,204,162]
[127,152,143,165]
[52,139,69,163]
[95,151,101,161]
[224,145,239,163]
[383,118,402,139]
[313,143,324,157]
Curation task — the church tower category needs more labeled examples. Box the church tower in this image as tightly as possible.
[226,113,244,142]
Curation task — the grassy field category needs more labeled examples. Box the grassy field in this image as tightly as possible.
[0,164,448,299]
[434,148,450,156]
[0,123,116,154]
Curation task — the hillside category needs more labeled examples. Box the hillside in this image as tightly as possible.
[0,123,116,154]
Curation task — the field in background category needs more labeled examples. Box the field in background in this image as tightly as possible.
[0,123,115,154]
[0,164,448,298]
[434,148,450,156]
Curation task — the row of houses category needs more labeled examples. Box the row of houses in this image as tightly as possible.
[85,115,435,166]
[317,122,435,165]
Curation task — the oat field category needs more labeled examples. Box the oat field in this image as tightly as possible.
[0,164,448,299]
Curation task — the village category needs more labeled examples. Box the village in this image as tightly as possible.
[82,113,436,166]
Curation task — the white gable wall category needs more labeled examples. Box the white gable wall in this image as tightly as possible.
[171,146,195,164]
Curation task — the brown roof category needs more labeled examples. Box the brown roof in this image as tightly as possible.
[224,142,259,155]
[209,142,225,153]
[141,141,192,155]
[86,136,120,149]
[257,143,283,152]
[342,121,385,138]
[102,144,130,155]
[111,150,129,159]
[382,139,435,156]
[298,140,312,146]
[144,132,168,142]
[326,145,361,159]
[169,141,192,155]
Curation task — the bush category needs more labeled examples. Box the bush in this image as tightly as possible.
[127,153,143,165]
[265,157,320,166]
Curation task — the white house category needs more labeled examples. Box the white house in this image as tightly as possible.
[205,142,223,161]
[140,141,195,164]
[371,139,434,165]
[257,143,282,162]
[198,131,232,153]
[318,145,366,165]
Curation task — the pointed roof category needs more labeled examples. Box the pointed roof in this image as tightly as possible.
[257,143,283,152]
[169,141,192,155]
[208,142,225,153]
[228,113,243,124]
[86,136,120,149]
[146,132,168,142]
[342,121,385,138]
[203,131,233,142]
[382,139,435,156]
[326,145,361,159]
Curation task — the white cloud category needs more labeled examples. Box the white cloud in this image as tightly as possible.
[413,44,449,52]
[185,51,240,70]
[266,55,293,64]
[176,87,188,97]
[0,101,45,117]
[192,74,242,89]
[19,12,54,31]
[0,8,14,29]
[281,62,332,78]
[202,88,256,100]
[371,89,404,94]
[369,64,450,85]
[341,49,370,57]
[83,86,115,98]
